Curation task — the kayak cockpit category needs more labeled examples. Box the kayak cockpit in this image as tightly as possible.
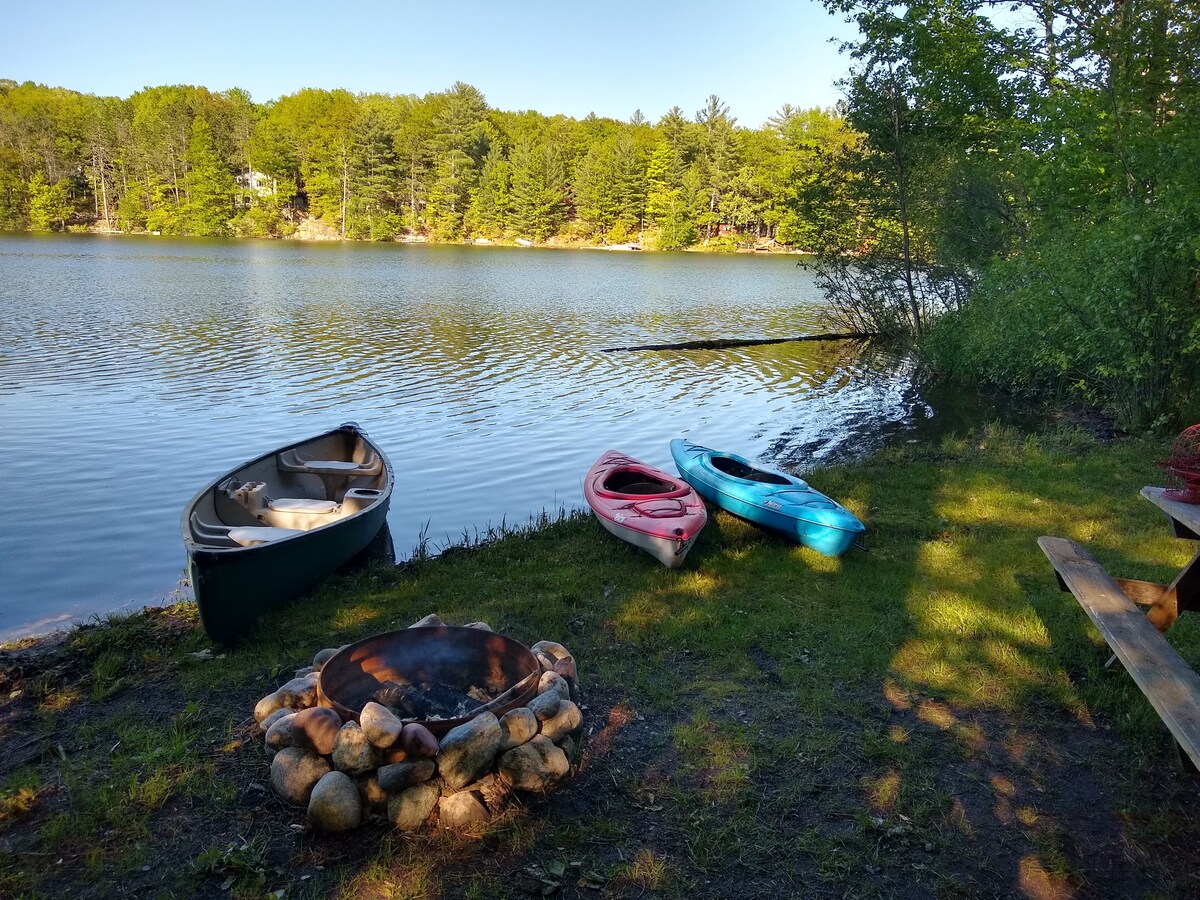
[709,455,792,485]
[596,466,692,501]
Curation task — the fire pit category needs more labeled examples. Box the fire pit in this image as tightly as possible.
[317,626,541,736]
[253,617,584,833]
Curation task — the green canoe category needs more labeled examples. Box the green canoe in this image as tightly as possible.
[181,423,394,644]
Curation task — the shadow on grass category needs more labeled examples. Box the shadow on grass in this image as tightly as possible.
[4,428,1200,898]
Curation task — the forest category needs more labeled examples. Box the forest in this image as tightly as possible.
[1,0,1198,429]
[0,78,853,250]
[815,0,1200,430]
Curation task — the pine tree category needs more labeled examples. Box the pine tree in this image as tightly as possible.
[182,117,235,235]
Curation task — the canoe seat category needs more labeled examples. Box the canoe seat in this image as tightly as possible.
[230,481,342,530]
[227,526,305,547]
[189,514,304,548]
[277,450,383,499]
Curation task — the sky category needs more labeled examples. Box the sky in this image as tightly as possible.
[1,1,860,128]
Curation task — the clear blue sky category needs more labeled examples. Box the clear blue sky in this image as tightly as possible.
[2,1,859,127]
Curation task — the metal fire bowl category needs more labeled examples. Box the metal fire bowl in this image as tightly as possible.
[317,626,541,737]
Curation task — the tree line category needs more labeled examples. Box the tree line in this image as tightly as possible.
[816,0,1200,429]
[5,0,1196,430]
[0,79,856,250]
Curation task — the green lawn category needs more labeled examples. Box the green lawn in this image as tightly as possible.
[2,425,1198,899]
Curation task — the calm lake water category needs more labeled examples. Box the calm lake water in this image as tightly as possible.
[1,234,942,641]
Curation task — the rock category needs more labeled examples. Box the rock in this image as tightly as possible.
[258,706,294,735]
[437,712,502,790]
[439,790,490,829]
[270,747,331,806]
[553,657,581,702]
[290,706,343,756]
[275,673,320,710]
[331,722,378,775]
[265,712,300,751]
[408,613,446,629]
[557,734,577,765]
[498,707,538,750]
[552,656,577,681]
[537,671,571,702]
[293,665,316,678]
[312,647,341,671]
[356,773,389,810]
[382,746,410,765]
[400,722,438,758]
[498,735,570,792]
[359,701,404,749]
[387,781,440,831]
[533,641,579,702]
[254,691,286,723]
[531,640,572,670]
[459,773,507,811]
[377,759,436,793]
[527,691,561,722]
[539,700,582,742]
[464,621,492,631]
[307,771,362,832]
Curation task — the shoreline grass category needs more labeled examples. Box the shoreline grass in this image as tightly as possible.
[2,424,1199,898]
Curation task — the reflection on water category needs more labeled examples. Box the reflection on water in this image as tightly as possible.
[2,235,932,641]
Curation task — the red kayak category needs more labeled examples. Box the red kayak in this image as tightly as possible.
[583,450,708,568]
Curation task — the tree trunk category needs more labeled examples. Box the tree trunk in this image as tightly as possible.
[887,64,921,336]
[341,149,349,239]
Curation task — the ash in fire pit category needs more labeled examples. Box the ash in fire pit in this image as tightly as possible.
[371,680,490,719]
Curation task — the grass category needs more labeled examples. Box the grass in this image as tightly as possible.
[1,424,1199,898]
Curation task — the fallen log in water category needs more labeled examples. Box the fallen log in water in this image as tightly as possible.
[600,332,873,352]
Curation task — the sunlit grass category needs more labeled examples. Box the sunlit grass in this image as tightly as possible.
[4,425,1199,896]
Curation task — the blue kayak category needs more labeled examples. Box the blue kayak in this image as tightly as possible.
[670,438,865,556]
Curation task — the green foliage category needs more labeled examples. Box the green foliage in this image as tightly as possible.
[230,194,294,238]
[0,78,855,249]
[181,117,234,236]
[509,132,567,241]
[26,171,70,230]
[821,0,1200,427]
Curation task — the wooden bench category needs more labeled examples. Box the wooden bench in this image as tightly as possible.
[1038,535,1200,771]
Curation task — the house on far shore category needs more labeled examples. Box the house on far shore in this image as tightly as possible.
[237,170,277,198]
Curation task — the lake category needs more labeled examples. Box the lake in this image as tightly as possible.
[0,234,937,641]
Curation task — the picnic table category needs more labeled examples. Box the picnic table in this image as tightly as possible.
[1039,486,1200,771]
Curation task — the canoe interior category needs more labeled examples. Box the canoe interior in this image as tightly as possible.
[187,428,389,549]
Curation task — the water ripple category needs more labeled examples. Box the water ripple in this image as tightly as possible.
[0,235,927,641]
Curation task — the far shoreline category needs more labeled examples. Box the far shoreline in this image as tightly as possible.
[28,218,817,256]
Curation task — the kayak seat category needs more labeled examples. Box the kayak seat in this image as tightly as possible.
[230,481,343,530]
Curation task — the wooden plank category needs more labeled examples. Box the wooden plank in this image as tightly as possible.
[1038,536,1200,770]
[1142,486,1200,540]
[1113,578,1170,606]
